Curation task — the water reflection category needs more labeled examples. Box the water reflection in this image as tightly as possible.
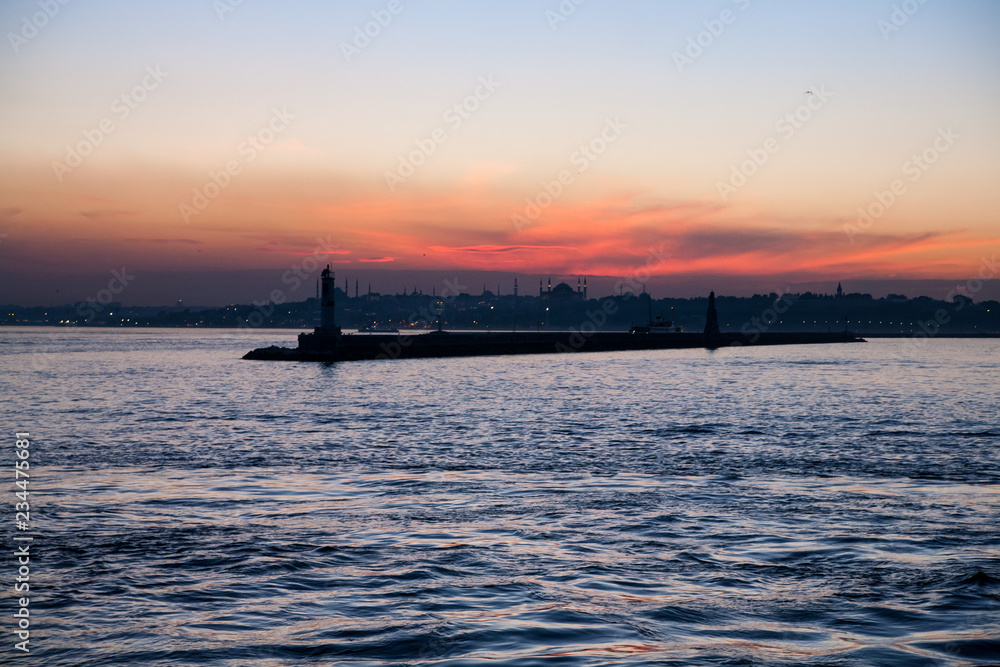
[4,331,998,665]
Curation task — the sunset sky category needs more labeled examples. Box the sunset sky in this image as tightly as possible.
[1,0,999,305]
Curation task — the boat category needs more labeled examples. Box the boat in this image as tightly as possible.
[357,323,399,333]
[630,296,683,333]
[631,314,683,334]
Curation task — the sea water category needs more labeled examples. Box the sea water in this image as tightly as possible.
[1,328,998,665]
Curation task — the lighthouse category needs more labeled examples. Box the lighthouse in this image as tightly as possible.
[319,265,338,332]
[703,291,720,336]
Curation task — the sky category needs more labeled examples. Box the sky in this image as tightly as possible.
[1,0,999,305]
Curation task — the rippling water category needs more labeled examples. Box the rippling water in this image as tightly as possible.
[3,328,999,666]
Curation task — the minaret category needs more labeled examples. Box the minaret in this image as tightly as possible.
[577,276,581,294]
[583,276,587,300]
[320,265,337,331]
[355,279,359,299]
[547,277,551,293]
[539,278,543,297]
[514,278,518,297]
[703,291,720,336]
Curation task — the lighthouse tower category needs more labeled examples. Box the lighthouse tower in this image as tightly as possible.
[319,265,339,333]
[703,291,720,337]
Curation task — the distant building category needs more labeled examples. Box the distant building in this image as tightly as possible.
[540,276,585,302]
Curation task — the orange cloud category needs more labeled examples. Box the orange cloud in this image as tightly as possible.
[2,158,995,284]
[429,245,577,253]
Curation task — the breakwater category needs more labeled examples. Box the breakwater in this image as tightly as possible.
[244,330,865,362]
